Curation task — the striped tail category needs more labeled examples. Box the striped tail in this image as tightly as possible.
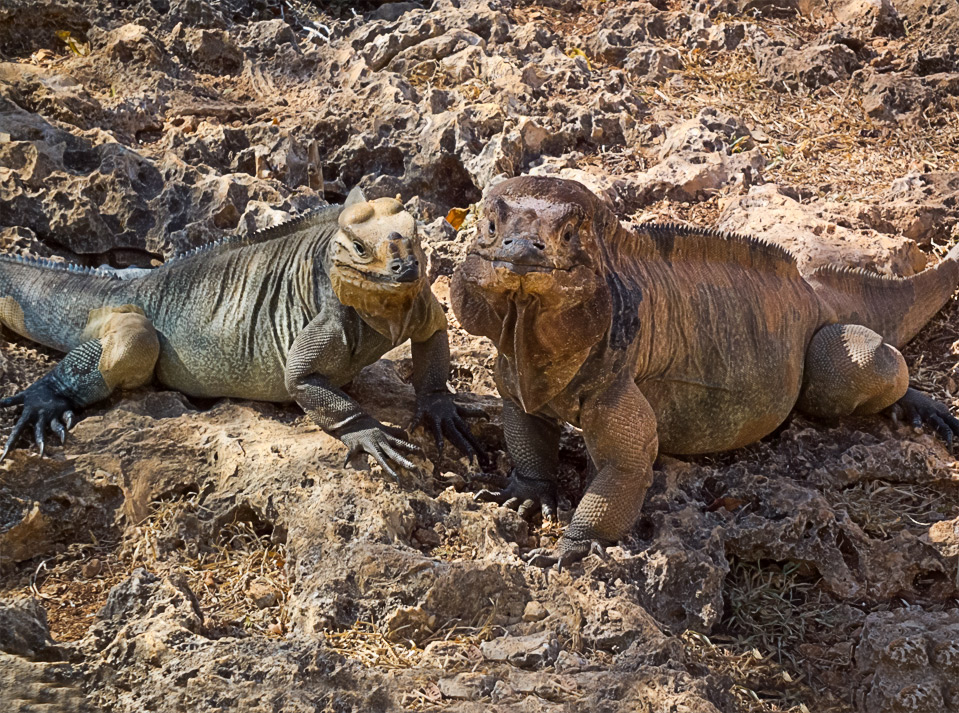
[808,243,959,349]
[0,254,129,353]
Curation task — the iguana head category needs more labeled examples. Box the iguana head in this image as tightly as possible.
[451,176,618,411]
[328,192,427,327]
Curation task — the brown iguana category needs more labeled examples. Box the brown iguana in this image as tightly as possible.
[451,175,959,568]
[0,188,482,474]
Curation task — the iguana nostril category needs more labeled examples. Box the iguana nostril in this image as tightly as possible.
[533,241,545,250]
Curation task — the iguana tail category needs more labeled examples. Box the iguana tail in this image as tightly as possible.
[808,243,959,349]
[0,254,131,352]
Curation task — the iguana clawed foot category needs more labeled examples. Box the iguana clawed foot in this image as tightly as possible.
[524,539,608,571]
[337,417,421,480]
[474,471,557,521]
[0,376,77,462]
[412,393,487,465]
[889,388,959,450]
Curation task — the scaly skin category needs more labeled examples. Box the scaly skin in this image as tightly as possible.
[451,176,959,568]
[0,189,482,473]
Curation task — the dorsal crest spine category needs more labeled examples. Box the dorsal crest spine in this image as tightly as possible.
[634,222,799,273]
[163,203,341,267]
[0,253,119,279]
[0,204,341,280]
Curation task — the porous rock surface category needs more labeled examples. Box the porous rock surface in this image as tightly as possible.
[1,0,959,711]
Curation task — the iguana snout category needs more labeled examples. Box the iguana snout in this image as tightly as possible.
[385,232,421,283]
[493,235,551,274]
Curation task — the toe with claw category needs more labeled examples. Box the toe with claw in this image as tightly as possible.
[889,388,959,450]
[474,471,557,521]
[524,539,608,572]
[336,417,422,480]
[412,393,487,467]
[0,379,79,462]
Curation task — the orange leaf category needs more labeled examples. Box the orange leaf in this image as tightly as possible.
[446,207,469,230]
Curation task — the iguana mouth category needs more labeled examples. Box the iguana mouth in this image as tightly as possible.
[492,260,555,275]
[471,254,571,275]
[335,262,421,285]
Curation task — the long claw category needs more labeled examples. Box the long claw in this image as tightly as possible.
[5,411,30,457]
[589,541,608,560]
[890,389,959,450]
[541,499,557,522]
[50,418,66,444]
[474,488,506,504]
[63,411,75,430]
[454,416,487,466]
[930,414,953,450]
[443,423,476,463]
[381,442,416,471]
[524,548,559,568]
[34,419,46,458]
[430,418,444,457]
[517,498,538,519]
[385,433,421,454]
[372,447,400,481]
[413,395,486,463]
[343,443,362,469]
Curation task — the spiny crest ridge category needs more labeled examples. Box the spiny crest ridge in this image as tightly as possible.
[810,263,910,284]
[0,252,119,279]
[614,222,800,276]
[167,203,340,264]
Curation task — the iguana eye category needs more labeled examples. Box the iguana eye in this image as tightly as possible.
[352,240,366,256]
[488,220,496,235]
[563,226,575,242]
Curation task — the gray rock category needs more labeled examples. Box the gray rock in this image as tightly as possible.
[480,631,560,669]
[856,610,959,713]
[624,45,683,83]
[0,597,55,659]
[755,42,861,90]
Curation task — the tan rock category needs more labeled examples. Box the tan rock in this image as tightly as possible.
[718,184,928,275]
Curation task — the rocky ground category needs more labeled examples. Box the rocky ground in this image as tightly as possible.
[1,0,959,710]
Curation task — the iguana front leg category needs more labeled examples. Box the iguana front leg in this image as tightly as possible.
[285,317,420,479]
[476,398,560,519]
[528,372,658,569]
[0,308,159,461]
[410,329,485,463]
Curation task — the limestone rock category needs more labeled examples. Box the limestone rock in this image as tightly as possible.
[755,42,861,90]
[480,631,560,669]
[856,610,959,713]
[718,184,928,275]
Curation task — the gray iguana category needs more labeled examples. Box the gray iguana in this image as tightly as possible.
[0,189,482,474]
[450,175,959,567]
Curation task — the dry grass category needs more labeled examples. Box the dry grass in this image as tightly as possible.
[681,558,853,713]
[655,22,959,202]
[722,560,844,665]
[834,479,959,539]
[10,493,291,642]
[682,629,845,713]
[119,494,290,636]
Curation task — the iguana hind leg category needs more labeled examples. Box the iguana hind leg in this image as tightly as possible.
[797,323,959,446]
[1,306,159,460]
